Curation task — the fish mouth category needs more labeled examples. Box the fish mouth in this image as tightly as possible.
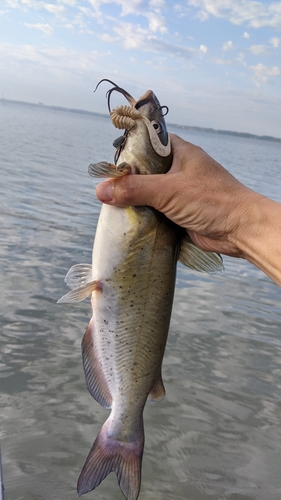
[135,90,156,110]
[135,90,169,117]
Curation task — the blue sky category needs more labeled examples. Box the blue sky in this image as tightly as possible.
[1,0,280,136]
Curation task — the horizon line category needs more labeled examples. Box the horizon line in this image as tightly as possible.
[2,98,280,143]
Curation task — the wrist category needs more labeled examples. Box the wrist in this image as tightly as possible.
[228,189,263,255]
[229,191,281,285]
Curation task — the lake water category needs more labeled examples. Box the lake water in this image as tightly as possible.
[1,101,281,500]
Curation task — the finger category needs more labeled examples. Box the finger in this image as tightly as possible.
[96,174,167,209]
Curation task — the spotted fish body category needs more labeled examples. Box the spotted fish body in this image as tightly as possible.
[58,83,223,499]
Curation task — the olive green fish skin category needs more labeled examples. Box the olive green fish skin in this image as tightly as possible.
[77,205,178,500]
[90,203,178,414]
[77,90,176,499]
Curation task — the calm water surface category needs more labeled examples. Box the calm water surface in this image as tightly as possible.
[1,102,281,500]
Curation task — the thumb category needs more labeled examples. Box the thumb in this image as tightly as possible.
[96,174,166,209]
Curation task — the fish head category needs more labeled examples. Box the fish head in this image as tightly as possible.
[135,89,169,148]
[109,92,171,172]
[95,80,172,173]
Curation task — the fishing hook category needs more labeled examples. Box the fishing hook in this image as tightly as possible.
[156,105,169,117]
[94,79,136,112]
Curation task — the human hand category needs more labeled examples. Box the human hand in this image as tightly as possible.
[96,134,261,258]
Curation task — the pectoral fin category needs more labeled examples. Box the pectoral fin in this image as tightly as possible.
[64,263,93,289]
[179,234,224,273]
[57,263,99,303]
[57,281,100,303]
[88,161,133,178]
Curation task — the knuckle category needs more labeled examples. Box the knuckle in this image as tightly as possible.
[114,176,135,205]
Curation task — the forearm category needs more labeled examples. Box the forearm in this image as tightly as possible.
[229,192,281,286]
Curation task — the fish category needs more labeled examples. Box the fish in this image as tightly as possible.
[58,80,223,500]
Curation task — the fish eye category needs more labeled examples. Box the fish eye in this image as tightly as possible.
[151,121,162,134]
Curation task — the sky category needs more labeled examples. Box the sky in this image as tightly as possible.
[1,0,281,137]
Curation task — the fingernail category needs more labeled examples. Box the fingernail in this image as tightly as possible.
[96,181,113,202]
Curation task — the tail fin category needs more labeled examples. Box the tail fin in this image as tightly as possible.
[77,420,144,500]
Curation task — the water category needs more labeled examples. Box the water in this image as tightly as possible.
[0,101,281,500]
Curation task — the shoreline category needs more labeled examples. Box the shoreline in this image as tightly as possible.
[2,98,280,143]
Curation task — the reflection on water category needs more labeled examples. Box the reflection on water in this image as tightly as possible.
[0,102,281,500]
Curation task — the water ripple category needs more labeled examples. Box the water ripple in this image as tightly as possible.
[0,103,281,500]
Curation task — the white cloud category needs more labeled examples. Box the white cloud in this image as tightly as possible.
[44,3,65,14]
[24,22,53,35]
[86,0,169,32]
[99,33,116,43]
[86,0,105,18]
[173,4,189,18]
[6,0,39,7]
[0,42,101,81]
[0,0,179,29]
[249,44,268,55]
[188,0,281,30]
[270,37,281,48]
[5,0,67,12]
[213,52,246,67]
[222,40,233,51]
[242,31,250,39]
[236,51,246,65]
[113,0,153,17]
[214,57,235,65]
[102,20,207,59]
[149,0,165,7]
[199,44,207,53]
[250,63,281,85]
[6,0,281,34]
[194,7,209,21]
[146,11,167,33]
[5,0,18,6]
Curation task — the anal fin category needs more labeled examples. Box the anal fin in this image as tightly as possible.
[81,318,112,409]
